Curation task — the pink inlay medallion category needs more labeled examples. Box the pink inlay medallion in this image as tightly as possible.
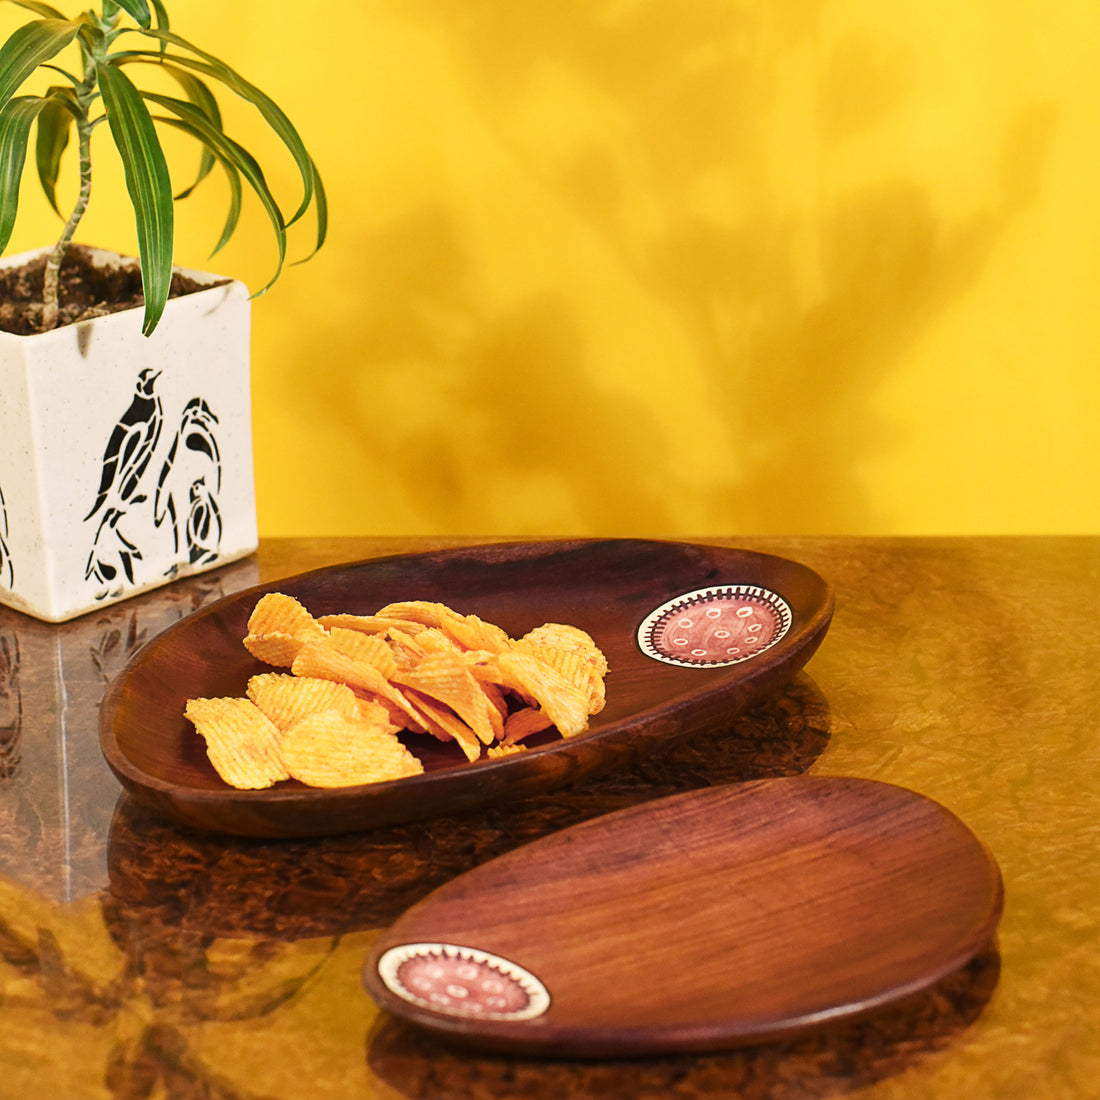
[376,943,551,1021]
[638,585,792,667]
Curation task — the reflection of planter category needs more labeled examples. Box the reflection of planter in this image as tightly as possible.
[0,554,259,902]
[0,246,258,622]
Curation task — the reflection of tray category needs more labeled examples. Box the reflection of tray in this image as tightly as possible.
[364,776,1004,1058]
[98,540,833,839]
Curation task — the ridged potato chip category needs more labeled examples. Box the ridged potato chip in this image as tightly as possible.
[522,622,607,666]
[316,613,426,637]
[184,696,289,789]
[279,710,424,788]
[502,706,555,745]
[470,650,591,737]
[392,650,500,745]
[243,593,327,667]
[509,639,607,715]
[247,673,360,731]
[488,743,528,758]
[377,601,511,655]
[400,688,483,763]
[291,632,423,730]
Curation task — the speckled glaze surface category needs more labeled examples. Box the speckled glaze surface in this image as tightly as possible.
[0,535,1097,1098]
[0,247,258,622]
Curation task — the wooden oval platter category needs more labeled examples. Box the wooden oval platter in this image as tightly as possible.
[98,539,833,838]
[363,776,1004,1057]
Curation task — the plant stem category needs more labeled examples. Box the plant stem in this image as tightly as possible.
[42,114,94,330]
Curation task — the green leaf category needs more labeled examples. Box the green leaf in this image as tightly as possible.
[33,88,76,215]
[97,62,173,335]
[118,58,221,197]
[145,91,287,293]
[206,153,242,257]
[0,19,80,110]
[297,156,327,261]
[0,96,47,252]
[161,114,243,257]
[117,37,322,235]
[0,1,68,19]
[111,0,152,29]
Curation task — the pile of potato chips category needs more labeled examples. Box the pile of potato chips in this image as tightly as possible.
[184,594,609,790]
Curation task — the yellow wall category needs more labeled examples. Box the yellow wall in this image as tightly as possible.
[6,1,1100,536]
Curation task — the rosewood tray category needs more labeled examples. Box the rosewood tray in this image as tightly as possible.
[98,539,833,838]
[364,776,1004,1056]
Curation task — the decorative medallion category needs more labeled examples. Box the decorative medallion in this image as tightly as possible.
[638,585,792,667]
[376,942,551,1021]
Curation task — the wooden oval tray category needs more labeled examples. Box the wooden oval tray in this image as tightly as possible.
[98,539,833,838]
[364,776,1004,1057]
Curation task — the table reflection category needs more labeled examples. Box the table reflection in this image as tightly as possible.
[0,556,260,902]
[104,674,833,940]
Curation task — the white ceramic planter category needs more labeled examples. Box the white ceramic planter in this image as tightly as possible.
[0,246,258,622]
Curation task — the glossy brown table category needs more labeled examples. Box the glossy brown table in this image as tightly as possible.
[1,536,1096,1098]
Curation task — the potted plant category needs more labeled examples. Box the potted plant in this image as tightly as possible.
[0,0,324,621]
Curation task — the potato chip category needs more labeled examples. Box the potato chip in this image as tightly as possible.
[184,696,290,789]
[481,680,510,724]
[441,613,512,655]
[243,593,328,667]
[377,601,511,654]
[411,627,467,658]
[247,592,325,639]
[279,710,424,788]
[327,627,400,679]
[509,639,606,715]
[502,706,555,745]
[357,695,403,733]
[247,673,360,732]
[383,627,425,667]
[470,650,591,737]
[401,688,483,762]
[488,743,528,758]
[522,622,607,668]
[317,613,426,637]
[392,650,499,744]
[375,600,456,629]
[242,630,307,669]
[291,637,426,733]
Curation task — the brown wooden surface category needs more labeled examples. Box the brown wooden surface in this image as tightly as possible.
[365,776,1003,1056]
[98,539,832,837]
[4,535,1099,1098]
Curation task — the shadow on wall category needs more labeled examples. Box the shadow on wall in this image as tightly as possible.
[288,208,681,533]
[282,0,1058,535]
[703,102,1058,532]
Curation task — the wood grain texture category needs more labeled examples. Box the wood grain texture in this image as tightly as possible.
[364,776,1004,1057]
[97,539,832,838]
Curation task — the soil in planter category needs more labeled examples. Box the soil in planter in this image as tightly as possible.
[0,244,227,335]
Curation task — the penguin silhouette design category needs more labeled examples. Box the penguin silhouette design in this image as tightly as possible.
[85,506,142,587]
[185,476,222,564]
[84,368,163,591]
[153,398,223,561]
[85,367,163,521]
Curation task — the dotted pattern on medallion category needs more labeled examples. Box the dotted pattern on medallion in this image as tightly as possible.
[377,943,551,1021]
[638,585,793,668]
